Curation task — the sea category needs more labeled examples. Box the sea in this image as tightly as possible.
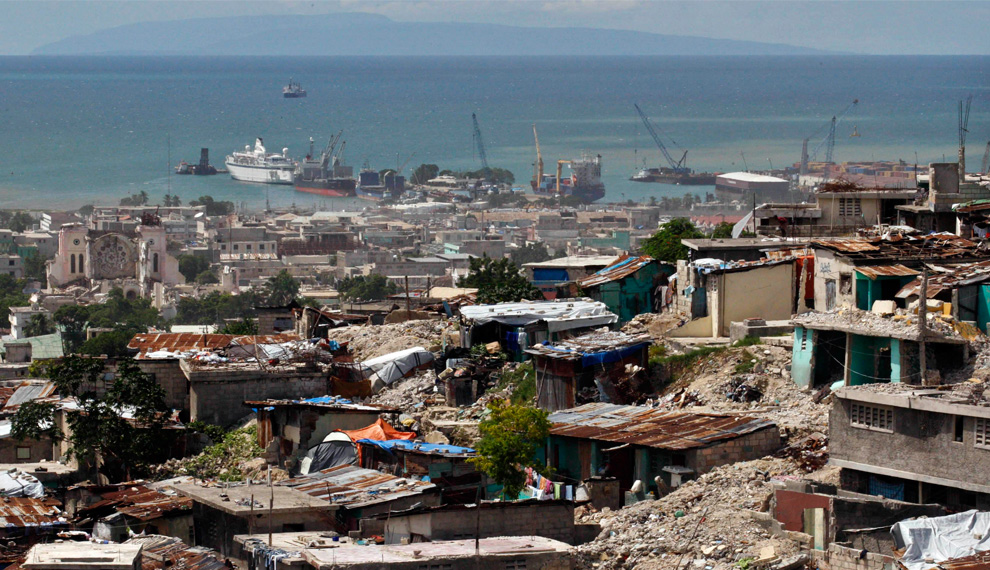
[0,55,987,211]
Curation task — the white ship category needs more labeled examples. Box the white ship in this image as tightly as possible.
[225,138,296,184]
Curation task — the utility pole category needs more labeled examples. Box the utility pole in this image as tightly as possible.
[404,275,411,314]
[919,268,928,384]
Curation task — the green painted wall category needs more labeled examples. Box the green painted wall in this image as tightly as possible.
[791,326,815,388]
[978,284,990,333]
[587,262,660,323]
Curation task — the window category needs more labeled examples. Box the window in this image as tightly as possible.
[79,254,83,274]
[7,260,13,266]
[246,244,252,251]
[233,244,239,251]
[70,254,76,274]
[221,244,227,250]
[956,416,965,443]
[850,403,893,432]
[839,197,863,217]
[153,253,159,273]
[839,273,853,295]
[976,418,990,449]
[259,244,265,250]
[504,561,527,570]
[16,447,30,460]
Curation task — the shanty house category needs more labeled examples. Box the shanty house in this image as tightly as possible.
[523,256,618,300]
[810,234,990,312]
[545,403,780,501]
[670,256,800,339]
[570,255,661,324]
[250,397,396,473]
[65,482,194,544]
[527,330,651,411]
[281,464,440,530]
[831,384,990,509]
[791,310,968,389]
[894,259,990,333]
[458,300,618,361]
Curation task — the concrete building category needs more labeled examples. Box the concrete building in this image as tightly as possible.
[523,255,616,299]
[376,501,584,545]
[545,403,780,501]
[831,384,990,508]
[22,543,142,570]
[791,310,967,389]
[8,305,52,339]
[0,254,23,278]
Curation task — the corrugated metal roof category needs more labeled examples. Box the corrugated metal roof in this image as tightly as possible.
[855,264,919,280]
[0,497,66,529]
[126,535,226,570]
[75,484,192,522]
[577,255,654,288]
[813,234,986,261]
[548,403,776,451]
[283,464,436,509]
[128,332,301,356]
[2,382,56,412]
[896,259,990,299]
[526,330,651,360]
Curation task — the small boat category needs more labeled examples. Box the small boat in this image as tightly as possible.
[283,79,307,98]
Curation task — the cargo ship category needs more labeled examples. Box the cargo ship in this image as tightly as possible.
[355,167,405,202]
[531,153,606,203]
[283,79,307,98]
[293,135,356,197]
[631,167,718,185]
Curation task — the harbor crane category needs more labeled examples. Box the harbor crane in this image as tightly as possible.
[959,95,973,179]
[556,160,572,195]
[532,124,544,190]
[800,99,858,175]
[471,113,490,171]
[634,103,688,174]
[981,141,990,175]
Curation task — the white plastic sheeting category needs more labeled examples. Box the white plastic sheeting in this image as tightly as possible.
[892,510,990,570]
[358,347,435,393]
[0,469,45,498]
[459,299,618,332]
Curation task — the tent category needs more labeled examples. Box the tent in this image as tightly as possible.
[298,432,357,476]
[357,347,435,393]
[340,418,417,443]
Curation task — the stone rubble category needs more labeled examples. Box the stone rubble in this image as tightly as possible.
[575,458,807,570]
[329,319,450,360]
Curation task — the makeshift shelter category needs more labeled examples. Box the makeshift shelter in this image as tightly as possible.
[358,347,435,392]
[341,418,417,443]
[892,510,990,570]
[299,432,358,476]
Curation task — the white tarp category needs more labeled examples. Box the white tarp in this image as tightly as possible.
[892,510,990,570]
[358,347,435,392]
[459,299,617,331]
[0,469,45,498]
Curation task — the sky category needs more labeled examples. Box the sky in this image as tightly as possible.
[0,0,988,56]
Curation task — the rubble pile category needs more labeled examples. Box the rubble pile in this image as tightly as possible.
[329,320,449,359]
[369,369,439,408]
[621,312,685,340]
[576,458,806,570]
[657,344,829,439]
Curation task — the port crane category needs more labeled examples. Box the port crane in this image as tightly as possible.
[532,124,544,189]
[800,99,858,175]
[471,113,490,171]
[634,103,689,174]
[959,95,973,179]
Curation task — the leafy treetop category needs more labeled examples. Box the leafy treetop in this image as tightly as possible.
[470,400,551,500]
[640,218,705,263]
[458,256,540,305]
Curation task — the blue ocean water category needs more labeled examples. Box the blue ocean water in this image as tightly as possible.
[0,56,986,210]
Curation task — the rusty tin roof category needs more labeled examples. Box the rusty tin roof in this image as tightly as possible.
[548,403,776,450]
[0,497,65,529]
[577,255,654,288]
[284,464,436,509]
[128,332,301,356]
[855,264,920,280]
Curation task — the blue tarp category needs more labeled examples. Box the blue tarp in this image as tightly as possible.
[300,396,354,405]
[533,268,570,283]
[535,341,650,368]
[357,439,475,455]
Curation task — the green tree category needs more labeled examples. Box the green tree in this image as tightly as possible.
[54,304,90,353]
[410,163,440,185]
[174,291,260,326]
[260,270,300,307]
[458,256,540,305]
[510,242,552,266]
[22,253,49,282]
[23,313,54,338]
[163,194,181,207]
[177,254,211,283]
[710,221,735,239]
[195,270,219,285]
[4,212,35,233]
[0,274,29,328]
[470,400,551,499]
[11,356,173,481]
[78,330,134,358]
[337,274,398,302]
[78,204,95,217]
[640,218,705,263]
[189,195,234,216]
[120,191,149,207]
[219,318,258,335]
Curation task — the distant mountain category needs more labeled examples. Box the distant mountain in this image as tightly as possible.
[33,13,837,56]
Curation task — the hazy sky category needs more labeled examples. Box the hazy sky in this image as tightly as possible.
[1,0,989,56]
